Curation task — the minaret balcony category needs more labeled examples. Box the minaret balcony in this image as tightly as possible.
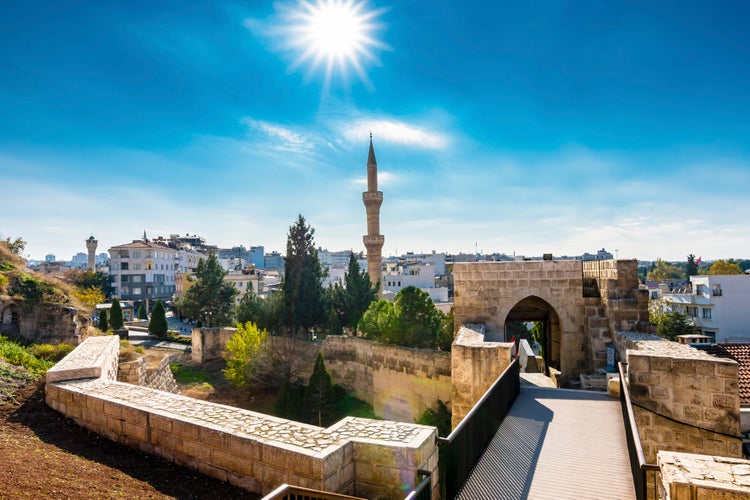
[363,234,385,248]
[362,191,383,203]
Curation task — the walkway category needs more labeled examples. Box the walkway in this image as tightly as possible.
[457,386,635,500]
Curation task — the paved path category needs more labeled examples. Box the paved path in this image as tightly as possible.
[457,386,635,500]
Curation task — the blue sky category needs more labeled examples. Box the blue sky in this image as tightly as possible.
[2,1,749,262]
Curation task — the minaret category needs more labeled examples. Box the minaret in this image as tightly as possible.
[85,235,98,271]
[362,134,384,291]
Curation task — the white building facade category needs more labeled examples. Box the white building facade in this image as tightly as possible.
[661,274,750,343]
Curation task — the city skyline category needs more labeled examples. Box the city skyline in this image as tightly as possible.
[2,1,750,261]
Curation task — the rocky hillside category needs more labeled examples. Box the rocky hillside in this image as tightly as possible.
[0,242,89,344]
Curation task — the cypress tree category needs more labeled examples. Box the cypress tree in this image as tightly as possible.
[98,308,108,332]
[137,301,148,320]
[282,215,325,337]
[149,300,168,338]
[109,298,124,330]
[303,353,335,426]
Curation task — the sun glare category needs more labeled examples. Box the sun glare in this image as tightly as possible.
[282,0,387,90]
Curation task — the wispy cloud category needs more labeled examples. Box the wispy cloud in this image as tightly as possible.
[339,118,450,149]
[352,171,398,186]
[243,118,316,154]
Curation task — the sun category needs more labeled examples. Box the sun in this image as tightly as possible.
[282,0,387,90]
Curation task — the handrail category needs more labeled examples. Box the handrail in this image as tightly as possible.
[261,484,365,500]
[437,358,520,498]
[439,357,520,445]
[404,469,432,500]
[618,362,659,500]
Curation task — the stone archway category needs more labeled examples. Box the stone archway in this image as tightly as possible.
[504,295,562,373]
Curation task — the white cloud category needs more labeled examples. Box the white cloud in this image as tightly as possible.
[339,118,450,149]
[243,118,315,154]
[352,171,398,186]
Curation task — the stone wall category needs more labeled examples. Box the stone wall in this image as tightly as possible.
[453,260,586,376]
[193,330,452,423]
[618,331,742,462]
[119,352,180,394]
[0,298,86,345]
[46,336,440,499]
[450,324,512,428]
[658,451,750,499]
[453,259,648,378]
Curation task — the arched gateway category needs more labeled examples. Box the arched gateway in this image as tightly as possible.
[453,259,649,380]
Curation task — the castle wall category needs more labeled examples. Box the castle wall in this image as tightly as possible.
[617,332,742,462]
[450,325,512,428]
[193,331,451,423]
[46,336,440,499]
[453,260,587,376]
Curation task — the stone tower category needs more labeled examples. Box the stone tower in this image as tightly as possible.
[85,235,98,271]
[362,134,384,290]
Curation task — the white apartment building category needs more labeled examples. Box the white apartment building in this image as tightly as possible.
[661,274,750,343]
[109,240,178,303]
[382,262,449,303]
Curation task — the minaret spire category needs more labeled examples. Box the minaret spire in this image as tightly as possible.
[362,135,384,294]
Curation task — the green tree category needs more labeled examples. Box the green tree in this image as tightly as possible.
[223,322,268,387]
[236,291,283,334]
[137,302,148,320]
[179,252,237,327]
[148,300,168,338]
[437,306,455,351]
[275,378,303,420]
[647,259,684,282]
[359,287,445,349]
[358,299,396,342]
[109,298,124,330]
[393,287,444,348]
[708,260,743,275]
[98,308,108,332]
[656,310,699,341]
[327,305,343,336]
[303,353,335,426]
[65,269,111,297]
[686,254,699,278]
[331,253,378,333]
[3,236,26,256]
[282,215,325,337]
[73,286,105,311]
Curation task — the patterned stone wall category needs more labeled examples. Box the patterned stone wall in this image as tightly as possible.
[658,451,750,498]
[46,336,440,499]
[620,332,742,462]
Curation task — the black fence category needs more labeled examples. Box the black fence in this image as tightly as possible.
[404,469,432,500]
[618,362,660,500]
[437,358,521,499]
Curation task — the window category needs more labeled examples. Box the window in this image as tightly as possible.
[132,287,142,295]
[121,275,129,283]
[712,285,722,296]
[147,286,153,295]
[702,308,712,320]
[688,307,698,318]
[122,287,129,295]
[134,263,141,270]
[132,276,142,283]
[132,251,141,258]
[696,284,705,295]
[120,262,129,270]
[650,291,659,299]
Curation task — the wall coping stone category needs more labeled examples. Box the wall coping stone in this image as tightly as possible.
[659,451,750,496]
[454,324,512,348]
[46,335,120,383]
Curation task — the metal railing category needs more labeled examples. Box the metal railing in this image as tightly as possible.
[618,362,660,500]
[404,469,432,500]
[261,484,364,500]
[437,358,520,499]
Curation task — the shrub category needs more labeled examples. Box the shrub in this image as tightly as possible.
[27,343,75,363]
[0,336,54,376]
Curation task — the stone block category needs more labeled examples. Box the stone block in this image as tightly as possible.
[121,406,147,426]
[212,448,253,476]
[198,462,228,482]
[123,422,148,442]
[227,472,261,493]
[172,420,200,441]
[713,394,738,410]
